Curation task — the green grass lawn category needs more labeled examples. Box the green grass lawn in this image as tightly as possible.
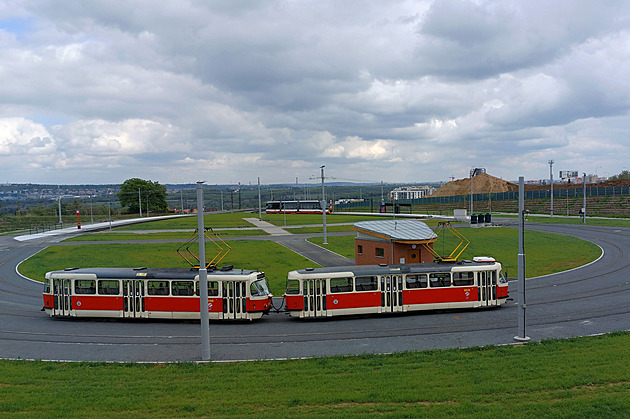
[115,212,259,230]
[262,213,397,226]
[309,227,601,278]
[18,241,316,295]
[63,229,268,242]
[1,332,629,417]
[7,214,629,416]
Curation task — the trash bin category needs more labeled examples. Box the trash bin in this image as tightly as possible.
[485,213,491,223]
[470,214,478,224]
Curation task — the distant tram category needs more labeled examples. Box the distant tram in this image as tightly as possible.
[42,266,273,321]
[283,258,508,318]
[265,200,329,214]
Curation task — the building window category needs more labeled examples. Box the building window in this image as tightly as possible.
[376,247,385,258]
[357,245,363,255]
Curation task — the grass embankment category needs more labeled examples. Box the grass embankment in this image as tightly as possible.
[496,214,630,228]
[64,229,268,242]
[1,333,629,417]
[18,241,316,295]
[309,227,601,278]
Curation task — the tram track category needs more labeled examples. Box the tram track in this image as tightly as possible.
[2,223,630,361]
[3,295,630,348]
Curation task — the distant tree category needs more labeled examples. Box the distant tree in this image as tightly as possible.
[117,178,168,214]
[609,170,630,180]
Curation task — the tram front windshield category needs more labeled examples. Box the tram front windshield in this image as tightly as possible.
[499,270,508,284]
[250,278,272,296]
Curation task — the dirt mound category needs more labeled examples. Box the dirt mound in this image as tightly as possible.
[434,174,630,197]
[433,173,516,197]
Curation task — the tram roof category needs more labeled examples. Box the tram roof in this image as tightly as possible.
[47,266,261,280]
[293,260,499,276]
[353,220,437,242]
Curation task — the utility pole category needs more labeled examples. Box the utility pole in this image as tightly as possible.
[258,177,262,220]
[381,180,384,203]
[470,168,474,218]
[57,185,62,224]
[138,188,142,217]
[197,181,210,361]
[582,173,587,224]
[514,176,530,342]
[321,166,328,245]
[549,160,554,217]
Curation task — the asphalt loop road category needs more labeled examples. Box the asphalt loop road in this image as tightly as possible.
[1,220,629,362]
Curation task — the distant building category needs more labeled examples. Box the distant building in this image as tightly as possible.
[560,170,579,183]
[389,185,435,200]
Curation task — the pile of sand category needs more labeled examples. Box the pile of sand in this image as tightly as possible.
[432,173,516,197]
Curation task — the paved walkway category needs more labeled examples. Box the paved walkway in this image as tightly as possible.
[13,215,189,242]
[242,218,291,235]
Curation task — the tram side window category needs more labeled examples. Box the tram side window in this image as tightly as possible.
[172,281,195,296]
[285,279,300,294]
[75,280,96,294]
[330,277,353,293]
[453,272,474,286]
[429,273,451,288]
[405,274,428,289]
[209,281,219,296]
[98,280,120,295]
[148,281,169,295]
[355,276,377,291]
[194,281,220,296]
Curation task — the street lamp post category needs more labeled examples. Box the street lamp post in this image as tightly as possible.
[514,176,530,342]
[549,160,554,217]
[470,168,474,217]
[258,177,262,220]
[138,188,142,217]
[582,173,587,224]
[321,166,328,245]
[197,181,210,361]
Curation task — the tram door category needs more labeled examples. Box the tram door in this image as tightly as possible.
[222,281,247,320]
[303,279,326,317]
[381,275,404,313]
[123,280,145,318]
[53,278,72,316]
[478,271,497,307]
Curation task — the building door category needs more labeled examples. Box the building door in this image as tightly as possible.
[406,248,420,263]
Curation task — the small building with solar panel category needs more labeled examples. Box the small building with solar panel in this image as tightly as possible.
[353,220,438,265]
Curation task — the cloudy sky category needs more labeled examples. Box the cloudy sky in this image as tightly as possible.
[1,1,629,186]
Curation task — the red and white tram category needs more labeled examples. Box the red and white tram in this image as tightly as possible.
[265,200,329,214]
[283,258,509,318]
[42,266,273,321]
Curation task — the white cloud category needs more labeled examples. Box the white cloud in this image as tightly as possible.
[0,0,629,184]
